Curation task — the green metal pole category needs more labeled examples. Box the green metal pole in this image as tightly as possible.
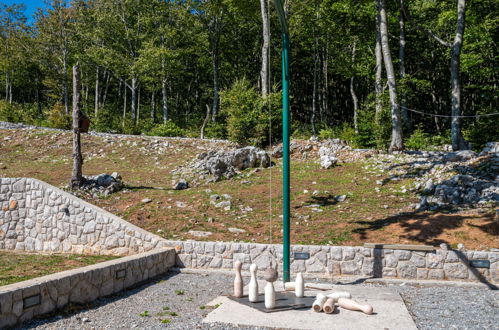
[282,32,291,283]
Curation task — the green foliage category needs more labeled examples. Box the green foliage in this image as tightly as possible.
[404,126,451,150]
[46,103,71,129]
[0,100,43,125]
[147,121,185,137]
[203,122,227,140]
[221,78,281,147]
[318,124,361,148]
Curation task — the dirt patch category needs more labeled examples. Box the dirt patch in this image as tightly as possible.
[0,128,497,249]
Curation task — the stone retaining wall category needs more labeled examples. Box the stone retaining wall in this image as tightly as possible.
[0,247,176,328]
[0,178,167,255]
[167,240,498,284]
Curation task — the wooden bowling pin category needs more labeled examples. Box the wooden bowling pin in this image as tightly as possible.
[295,273,304,298]
[327,291,351,300]
[264,281,276,309]
[323,298,336,314]
[312,293,328,312]
[337,298,373,315]
[249,264,259,302]
[233,260,243,298]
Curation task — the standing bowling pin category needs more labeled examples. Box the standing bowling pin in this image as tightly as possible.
[337,298,373,315]
[295,273,304,298]
[233,260,243,298]
[264,281,276,309]
[249,264,259,302]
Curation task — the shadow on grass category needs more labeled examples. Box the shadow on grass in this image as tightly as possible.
[352,210,498,246]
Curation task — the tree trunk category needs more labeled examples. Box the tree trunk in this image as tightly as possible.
[350,42,359,134]
[162,79,169,123]
[136,88,140,125]
[131,77,138,123]
[322,45,328,123]
[151,92,155,121]
[4,71,8,102]
[399,0,409,127]
[70,64,83,190]
[451,0,468,150]
[260,0,270,96]
[8,74,12,104]
[63,50,69,115]
[375,7,383,123]
[122,81,127,127]
[378,0,404,152]
[200,104,211,139]
[94,67,99,116]
[101,74,111,108]
[211,49,220,121]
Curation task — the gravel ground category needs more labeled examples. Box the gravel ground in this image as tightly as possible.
[17,271,499,330]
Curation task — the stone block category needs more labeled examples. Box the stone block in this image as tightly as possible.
[444,263,468,279]
[343,247,355,261]
[340,260,359,275]
[291,260,306,273]
[305,258,326,273]
[428,269,444,280]
[394,250,412,260]
[209,256,223,268]
[385,254,398,268]
[410,253,426,268]
[417,268,428,280]
[398,262,417,279]
[382,268,397,277]
[330,247,343,261]
[426,253,443,269]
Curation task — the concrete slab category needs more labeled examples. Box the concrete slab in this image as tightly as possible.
[203,284,417,330]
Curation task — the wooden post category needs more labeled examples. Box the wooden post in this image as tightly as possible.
[70,63,83,190]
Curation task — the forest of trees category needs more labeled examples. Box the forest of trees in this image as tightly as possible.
[0,0,497,151]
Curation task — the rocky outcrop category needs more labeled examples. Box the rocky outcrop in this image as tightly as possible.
[78,172,124,197]
[174,146,271,183]
[367,143,499,210]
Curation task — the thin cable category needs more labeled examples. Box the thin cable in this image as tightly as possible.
[399,105,499,118]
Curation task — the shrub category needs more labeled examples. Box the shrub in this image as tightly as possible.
[147,120,185,137]
[318,124,361,148]
[46,102,71,129]
[221,78,281,147]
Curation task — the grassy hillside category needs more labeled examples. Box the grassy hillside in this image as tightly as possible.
[0,128,496,249]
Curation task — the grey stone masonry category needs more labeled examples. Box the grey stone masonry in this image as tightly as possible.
[167,240,498,284]
[0,178,168,255]
[0,248,175,328]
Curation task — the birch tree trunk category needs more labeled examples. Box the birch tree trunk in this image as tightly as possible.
[260,0,270,96]
[162,78,169,123]
[211,48,220,121]
[70,64,83,190]
[399,0,409,127]
[63,48,69,115]
[151,92,155,121]
[451,0,468,150]
[350,42,359,134]
[375,9,383,122]
[378,0,404,152]
[94,67,99,116]
[131,77,138,123]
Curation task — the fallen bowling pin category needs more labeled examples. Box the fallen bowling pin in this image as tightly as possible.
[323,298,336,314]
[337,298,373,315]
[312,293,328,312]
[327,291,352,300]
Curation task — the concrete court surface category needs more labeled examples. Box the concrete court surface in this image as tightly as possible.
[203,282,417,330]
